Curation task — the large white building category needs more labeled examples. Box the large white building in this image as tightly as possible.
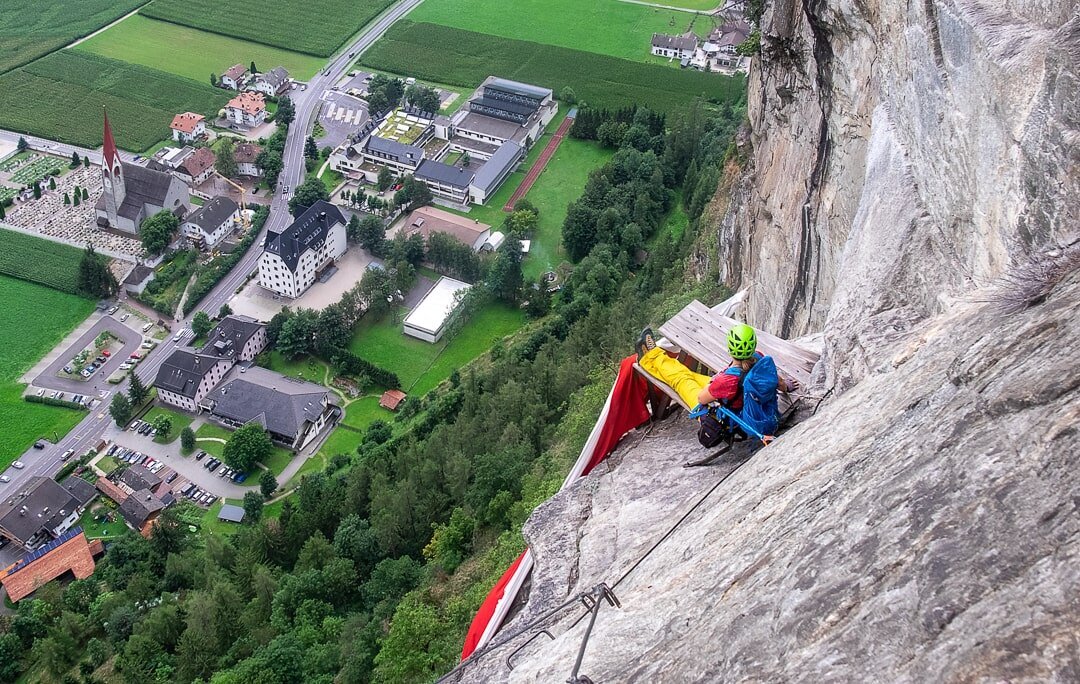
[259,201,346,298]
[181,195,240,250]
[155,316,268,411]
[403,276,472,343]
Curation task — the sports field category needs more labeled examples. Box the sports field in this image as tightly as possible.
[411,0,717,62]
[360,22,743,114]
[0,275,94,468]
[142,0,394,57]
[76,15,326,82]
[0,51,230,151]
[0,0,143,75]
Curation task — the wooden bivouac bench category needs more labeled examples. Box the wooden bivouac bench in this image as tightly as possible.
[634,299,820,421]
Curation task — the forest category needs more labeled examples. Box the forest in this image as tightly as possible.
[0,99,745,684]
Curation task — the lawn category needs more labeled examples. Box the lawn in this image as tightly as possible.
[0,228,87,294]
[76,505,130,541]
[76,14,327,83]
[319,425,363,458]
[201,498,240,536]
[142,0,395,57]
[348,301,526,395]
[338,396,384,431]
[142,405,193,443]
[0,0,144,75]
[360,21,744,115]
[194,421,294,476]
[0,276,94,469]
[411,0,716,62]
[96,455,120,474]
[0,51,230,152]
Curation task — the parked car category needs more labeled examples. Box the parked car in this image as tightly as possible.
[232,472,247,483]
[195,451,206,461]
[33,441,45,450]
[12,461,24,469]
[102,350,111,357]
[142,323,153,333]
[120,313,130,322]
[165,472,178,484]
[61,449,74,461]
[63,365,74,374]
[107,306,118,314]
[36,388,45,397]
[119,363,132,371]
[141,341,153,349]
[208,461,221,473]
[0,475,10,483]
[129,352,142,360]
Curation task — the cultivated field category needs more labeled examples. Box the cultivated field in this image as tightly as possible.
[0,229,86,294]
[76,15,327,83]
[142,0,394,57]
[360,22,744,114]
[0,0,143,75]
[411,0,716,62]
[0,275,94,468]
[0,51,230,151]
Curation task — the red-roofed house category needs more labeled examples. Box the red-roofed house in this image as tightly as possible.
[176,147,217,186]
[95,477,129,504]
[0,530,103,602]
[379,389,407,411]
[221,64,248,90]
[171,112,206,143]
[225,92,266,128]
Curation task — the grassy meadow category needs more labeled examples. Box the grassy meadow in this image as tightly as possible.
[0,275,94,468]
[76,15,326,82]
[0,0,143,75]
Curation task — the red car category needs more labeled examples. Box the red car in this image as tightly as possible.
[392,183,403,191]
[130,352,141,359]
[102,350,111,357]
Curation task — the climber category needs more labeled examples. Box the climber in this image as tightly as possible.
[635,324,797,442]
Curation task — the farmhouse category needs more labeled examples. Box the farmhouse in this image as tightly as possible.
[119,489,165,536]
[221,64,248,90]
[403,206,491,251]
[204,367,340,451]
[234,143,262,177]
[246,67,291,96]
[95,113,189,235]
[0,477,91,550]
[182,195,240,249]
[651,33,698,60]
[203,315,268,361]
[259,200,346,298]
[225,91,267,128]
[175,146,217,186]
[154,349,233,411]
[0,529,104,603]
[403,276,472,343]
[170,112,206,143]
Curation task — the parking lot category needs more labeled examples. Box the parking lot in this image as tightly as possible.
[28,313,144,395]
[318,90,370,149]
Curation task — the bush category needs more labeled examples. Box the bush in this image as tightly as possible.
[329,348,400,389]
[25,394,88,410]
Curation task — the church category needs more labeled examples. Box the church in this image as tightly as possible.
[95,112,189,236]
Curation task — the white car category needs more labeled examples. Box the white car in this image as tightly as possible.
[108,305,118,314]
[120,313,130,322]
[0,475,10,483]
[61,449,75,461]
[12,461,25,469]
[173,330,185,342]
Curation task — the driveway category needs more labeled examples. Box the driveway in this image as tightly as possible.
[30,315,143,394]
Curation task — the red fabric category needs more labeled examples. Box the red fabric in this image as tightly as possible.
[582,355,651,476]
[707,372,743,409]
[461,551,527,661]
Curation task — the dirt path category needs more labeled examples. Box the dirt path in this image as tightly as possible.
[66,4,147,48]
[504,114,576,212]
[174,273,198,321]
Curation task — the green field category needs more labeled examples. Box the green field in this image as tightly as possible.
[360,21,744,114]
[411,0,716,62]
[349,301,526,396]
[76,15,327,83]
[0,275,94,469]
[0,229,86,294]
[0,51,230,151]
[143,405,193,443]
[0,0,144,75]
[142,0,394,57]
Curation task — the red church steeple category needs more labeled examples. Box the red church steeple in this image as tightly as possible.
[102,110,122,178]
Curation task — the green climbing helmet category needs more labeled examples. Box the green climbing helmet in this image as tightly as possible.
[727,323,757,359]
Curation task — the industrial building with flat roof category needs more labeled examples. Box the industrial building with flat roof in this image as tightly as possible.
[403,276,472,343]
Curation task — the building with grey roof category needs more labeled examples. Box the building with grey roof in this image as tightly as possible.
[94,162,190,235]
[651,33,698,59]
[453,76,558,150]
[204,315,267,362]
[206,366,340,450]
[468,141,524,204]
[259,200,347,298]
[0,477,88,550]
[155,349,233,412]
[119,465,162,493]
[248,66,291,96]
[218,504,246,524]
[363,135,425,173]
[119,489,165,534]
[415,159,475,204]
[61,478,98,509]
[182,195,240,250]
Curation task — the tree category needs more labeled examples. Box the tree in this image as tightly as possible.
[152,414,172,439]
[222,422,272,472]
[249,60,258,75]
[82,187,88,200]
[393,175,432,211]
[109,393,132,427]
[266,307,291,345]
[461,151,471,168]
[404,84,439,113]
[259,471,278,498]
[210,72,218,87]
[70,150,81,168]
[16,136,27,152]
[139,211,179,256]
[304,135,318,160]
[243,492,264,524]
[315,305,351,357]
[215,137,238,178]
[288,176,329,215]
[357,215,386,255]
[487,236,524,302]
[77,244,118,298]
[0,632,22,682]
[218,303,233,318]
[376,166,393,192]
[62,192,69,205]
[505,207,539,237]
[72,188,80,206]
[32,181,40,200]
[277,308,318,358]
[276,96,295,125]
[47,176,55,190]
[560,85,577,104]
[128,373,149,406]
[191,311,213,338]
[0,204,4,220]
[180,427,196,453]
[346,214,361,242]
[83,155,91,167]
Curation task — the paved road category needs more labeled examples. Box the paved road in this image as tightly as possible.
[0,0,426,543]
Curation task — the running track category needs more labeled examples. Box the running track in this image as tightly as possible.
[503,114,576,211]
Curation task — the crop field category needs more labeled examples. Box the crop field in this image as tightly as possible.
[0,275,94,468]
[360,22,744,114]
[411,0,716,62]
[0,51,230,151]
[0,0,144,75]
[76,15,327,83]
[0,229,86,294]
[142,0,394,57]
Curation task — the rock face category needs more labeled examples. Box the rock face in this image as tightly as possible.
[716,0,1078,389]
[451,254,1080,683]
